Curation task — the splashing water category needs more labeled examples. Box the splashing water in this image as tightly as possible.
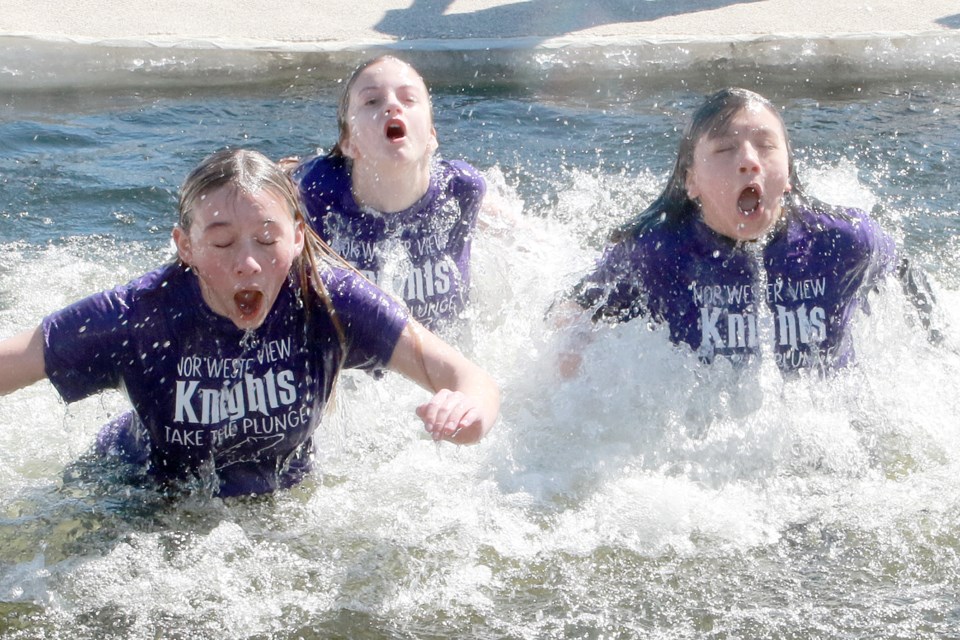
[1,55,959,638]
[239,328,258,350]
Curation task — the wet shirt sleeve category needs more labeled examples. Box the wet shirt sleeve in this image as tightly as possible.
[41,287,133,402]
[857,209,897,287]
[322,268,409,371]
[294,155,352,234]
[827,207,898,303]
[571,238,649,324]
[447,159,486,231]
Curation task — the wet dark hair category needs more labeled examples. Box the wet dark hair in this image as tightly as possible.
[613,87,809,241]
[327,54,434,158]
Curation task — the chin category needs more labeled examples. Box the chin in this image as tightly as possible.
[736,223,776,242]
[733,210,779,241]
[231,313,267,331]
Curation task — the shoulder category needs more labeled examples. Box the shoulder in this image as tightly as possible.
[315,266,409,368]
[441,158,483,182]
[69,263,186,316]
[294,155,350,191]
[320,267,408,321]
[123,262,187,297]
[436,158,486,198]
[42,264,186,369]
[610,213,685,264]
[792,200,894,252]
[295,156,354,225]
[788,199,897,279]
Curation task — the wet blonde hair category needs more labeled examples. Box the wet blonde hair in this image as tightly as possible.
[178,148,347,347]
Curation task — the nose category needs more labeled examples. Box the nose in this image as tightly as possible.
[234,248,262,276]
[739,143,761,174]
[383,92,402,115]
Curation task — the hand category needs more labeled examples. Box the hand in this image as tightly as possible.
[557,351,583,379]
[416,388,485,445]
[389,321,499,445]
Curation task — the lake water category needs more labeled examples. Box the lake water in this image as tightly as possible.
[1,38,959,639]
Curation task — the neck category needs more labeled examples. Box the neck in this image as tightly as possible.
[350,157,432,213]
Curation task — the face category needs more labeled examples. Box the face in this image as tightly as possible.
[339,57,437,166]
[685,102,792,241]
[173,185,304,330]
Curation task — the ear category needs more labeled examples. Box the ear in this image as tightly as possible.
[172,226,193,265]
[685,168,701,200]
[293,218,305,255]
[339,131,358,160]
[427,125,439,156]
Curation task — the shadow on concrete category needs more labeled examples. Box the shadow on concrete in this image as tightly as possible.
[375,0,763,42]
[936,14,960,29]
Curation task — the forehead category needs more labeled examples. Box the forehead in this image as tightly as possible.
[352,58,427,93]
[708,102,785,139]
[193,185,291,228]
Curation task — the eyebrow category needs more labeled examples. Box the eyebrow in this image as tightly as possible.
[199,219,233,233]
[200,218,281,232]
[355,82,422,96]
[710,125,778,140]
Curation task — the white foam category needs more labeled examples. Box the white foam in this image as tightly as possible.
[1,119,959,638]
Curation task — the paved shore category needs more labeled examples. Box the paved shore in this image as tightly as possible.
[2,1,958,90]
[3,0,958,48]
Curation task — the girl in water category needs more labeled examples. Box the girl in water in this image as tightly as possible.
[289,55,487,334]
[0,148,499,497]
[561,87,917,374]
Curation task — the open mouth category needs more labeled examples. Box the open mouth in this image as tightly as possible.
[738,185,762,215]
[385,120,406,141]
[234,290,264,319]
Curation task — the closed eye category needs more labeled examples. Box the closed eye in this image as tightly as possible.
[397,85,427,106]
[710,136,736,153]
[752,129,782,149]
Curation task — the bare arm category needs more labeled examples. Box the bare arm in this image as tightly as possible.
[896,257,945,346]
[0,326,47,396]
[388,321,500,445]
[475,187,521,234]
[548,299,595,379]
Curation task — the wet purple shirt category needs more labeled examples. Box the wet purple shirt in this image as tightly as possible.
[42,262,408,496]
[575,203,896,371]
[294,155,485,330]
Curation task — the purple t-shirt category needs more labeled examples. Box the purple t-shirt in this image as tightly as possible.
[575,202,896,371]
[42,262,408,496]
[294,155,485,330]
